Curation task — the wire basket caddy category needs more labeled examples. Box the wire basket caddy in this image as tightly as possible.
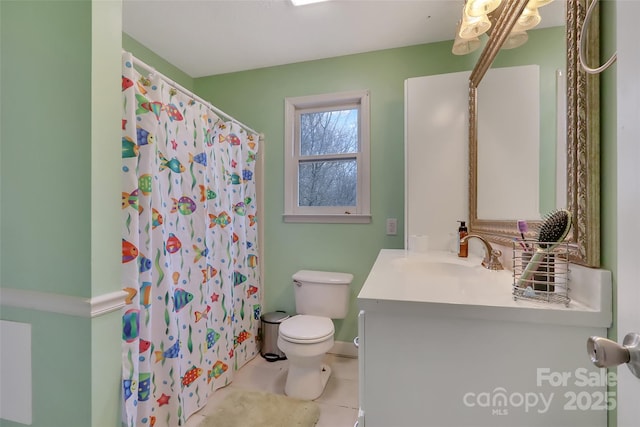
[512,240,570,306]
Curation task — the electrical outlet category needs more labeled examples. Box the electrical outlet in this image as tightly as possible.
[386,218,397,235]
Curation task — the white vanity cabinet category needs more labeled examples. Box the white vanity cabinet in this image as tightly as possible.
[356,250,612,427]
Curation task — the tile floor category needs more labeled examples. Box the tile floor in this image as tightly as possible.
[185,353,359,427]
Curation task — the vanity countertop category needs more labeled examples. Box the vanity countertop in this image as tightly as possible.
[357,249,612,327]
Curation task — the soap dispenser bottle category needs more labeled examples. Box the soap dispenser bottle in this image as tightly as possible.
[458,221,468,258]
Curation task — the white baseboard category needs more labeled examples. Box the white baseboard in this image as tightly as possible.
[329,340,358,358]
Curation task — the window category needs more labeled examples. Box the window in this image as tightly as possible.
[284,90,371,223]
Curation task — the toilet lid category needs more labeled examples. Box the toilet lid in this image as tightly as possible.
[279,315,334,344]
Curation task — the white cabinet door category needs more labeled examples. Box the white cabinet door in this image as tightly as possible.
[617,1,640,425]
[357,310,365,427]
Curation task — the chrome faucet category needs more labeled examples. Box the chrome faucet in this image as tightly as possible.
[460,234,504,270]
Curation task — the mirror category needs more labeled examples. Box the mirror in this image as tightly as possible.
[476,63,549,220]
[468,0,600,267]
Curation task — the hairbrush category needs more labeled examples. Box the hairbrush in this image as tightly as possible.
[517,209,572,288]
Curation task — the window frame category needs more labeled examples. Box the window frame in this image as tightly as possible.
[284,90,371,223]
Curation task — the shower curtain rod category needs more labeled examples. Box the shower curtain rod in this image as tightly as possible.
[124,51,263,139]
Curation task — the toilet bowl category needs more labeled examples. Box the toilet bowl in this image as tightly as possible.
[277,314,335,400]
[276,270,353,400]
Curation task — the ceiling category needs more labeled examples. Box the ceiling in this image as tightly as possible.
[122,0,565,78]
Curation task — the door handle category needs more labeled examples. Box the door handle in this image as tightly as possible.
[587,332,640,379]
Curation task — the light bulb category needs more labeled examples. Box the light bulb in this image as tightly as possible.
[459,12,491,39]
[465,0,502,17]
[453,37,481,55]
[452,20,481,55]
[512,6,541,32]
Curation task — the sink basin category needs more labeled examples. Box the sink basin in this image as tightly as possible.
[385,251,514,303]
[391,257,479,277]
[390,251,495,281]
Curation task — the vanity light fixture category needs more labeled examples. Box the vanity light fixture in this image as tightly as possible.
[459,8,492,39]
[455,0,497,55]
[453,20,482,55]
[452,0,554,55]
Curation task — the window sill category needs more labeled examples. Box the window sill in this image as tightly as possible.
[283,214,372,224]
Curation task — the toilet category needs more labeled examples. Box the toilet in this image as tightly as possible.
[277,269,353,400]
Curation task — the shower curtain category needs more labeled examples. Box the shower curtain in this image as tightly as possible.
[121,52,261,426]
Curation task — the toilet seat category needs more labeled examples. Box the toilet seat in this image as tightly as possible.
[279,315,334,344]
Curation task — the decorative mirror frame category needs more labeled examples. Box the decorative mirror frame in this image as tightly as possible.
[468,0,600,267]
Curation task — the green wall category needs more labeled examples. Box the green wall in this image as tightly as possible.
[600,0,617,335]
[90,0,124,426]
[1,0,92,298]
[1,1,122,426]
[193,42,479,342]
[599,2,617,427]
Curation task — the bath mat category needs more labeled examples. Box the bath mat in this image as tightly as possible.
[200,389,320,427]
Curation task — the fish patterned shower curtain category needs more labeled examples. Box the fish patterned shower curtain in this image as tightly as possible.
[121,52,261,427]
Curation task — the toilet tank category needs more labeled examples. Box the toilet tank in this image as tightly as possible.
[292,270,353,319]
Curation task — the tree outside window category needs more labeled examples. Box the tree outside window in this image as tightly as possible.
[299,109,358,207]
[284,90,370,223]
